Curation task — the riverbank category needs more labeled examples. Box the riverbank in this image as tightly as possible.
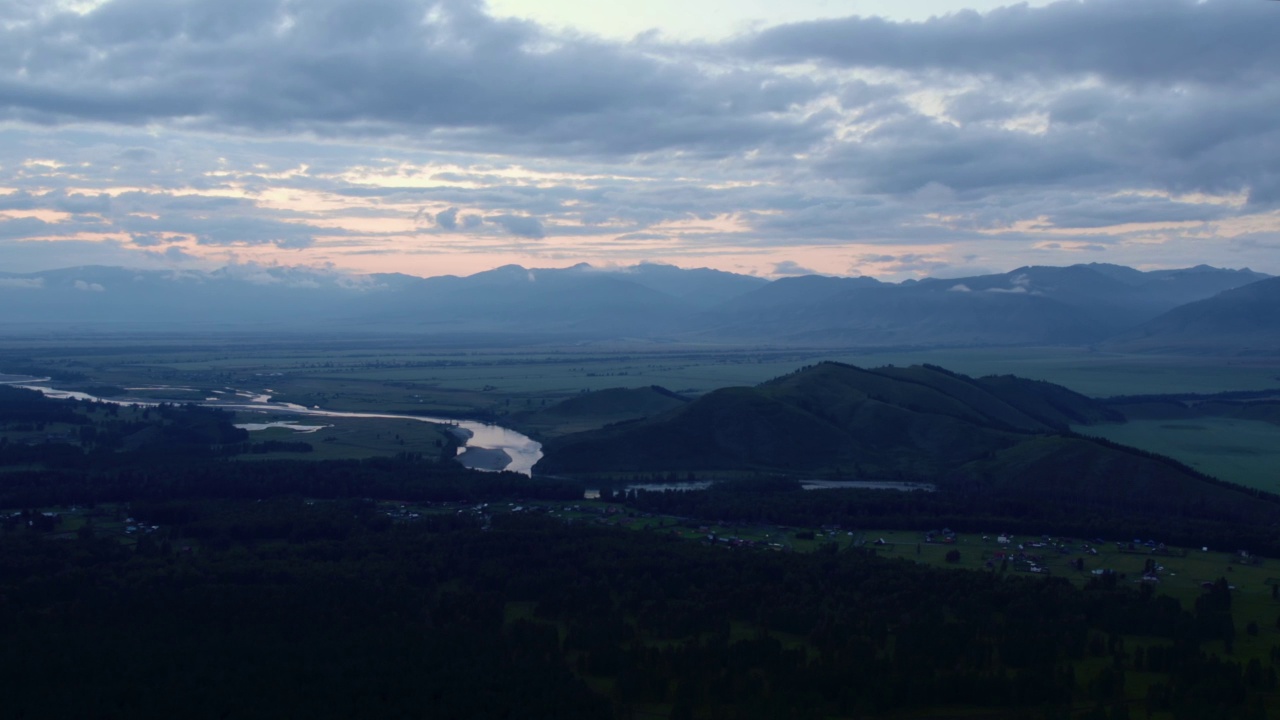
[10,376,542,475]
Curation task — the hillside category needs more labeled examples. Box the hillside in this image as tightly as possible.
[537,362,1276,525]
[509,385,690,437]
[537,362,1119,476]
[1103,276,1280,354]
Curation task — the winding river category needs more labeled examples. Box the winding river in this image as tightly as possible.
[2,376,542,476]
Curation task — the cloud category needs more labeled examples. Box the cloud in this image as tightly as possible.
[74,280,106,292]
[0,216,56,239]
[0,0,824,157]
[489,214,545,239]
[54,192,112,215]
[772,260,817,276]
[948,283,971,293]
[0,277,44,289]
[130,233,169,247]
[745,0,1279,86]
[435,207,459,231]
[1,0,1279,279]
[145,245,199,264]
[118,147,158,163]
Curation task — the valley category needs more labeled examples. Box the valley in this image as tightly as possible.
[3,262,1278,720]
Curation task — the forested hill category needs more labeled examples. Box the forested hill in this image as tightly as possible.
[537,362,1120,476]
[537,362,1280,527]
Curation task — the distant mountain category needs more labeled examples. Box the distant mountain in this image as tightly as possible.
[597,262,769,309]
[0,262,762,336]
[344,264,694,336]
[1103,276,1280,354]
[537,362,1276,525]
[695,263,1269,347]
[0,265,374,329]
[1,262,1270,350]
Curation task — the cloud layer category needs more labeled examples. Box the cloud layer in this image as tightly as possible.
[1,0,1277,279]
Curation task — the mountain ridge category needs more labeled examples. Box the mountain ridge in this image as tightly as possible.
[3,262,1272,351]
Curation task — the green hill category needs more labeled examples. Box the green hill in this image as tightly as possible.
[538,361,1277,525]
[537,362,1118,477]
[510,385,690,437]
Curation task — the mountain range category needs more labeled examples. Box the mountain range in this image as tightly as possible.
[2,261,1273,352]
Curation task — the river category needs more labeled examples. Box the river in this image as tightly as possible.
[2,375,542,476]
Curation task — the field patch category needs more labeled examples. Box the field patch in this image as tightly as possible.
[1079,417,1280,492]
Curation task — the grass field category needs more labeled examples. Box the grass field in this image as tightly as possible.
[1079,418,1280,492]
[235,414,454,461]
[5,336,1278,411]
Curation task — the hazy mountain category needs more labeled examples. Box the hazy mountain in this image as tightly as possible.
[0,265,374,329]
[594,262,769,309]
[344,264,693,336]
[695,263,1269,347]
[1103,276,1280,354]
[2,262,1270,350]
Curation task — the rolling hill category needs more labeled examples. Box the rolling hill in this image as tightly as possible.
[536,362,1279,524]
[536,362,1122,476]
[509,385,691,437]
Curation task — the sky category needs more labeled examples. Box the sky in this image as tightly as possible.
[2,0,1278,281]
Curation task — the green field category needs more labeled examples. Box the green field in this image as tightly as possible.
[5,335,1278,412]
[6,335,1278,485]
[1080,418,1280,492]
[235,415,455,461]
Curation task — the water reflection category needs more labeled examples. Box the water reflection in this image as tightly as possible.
[9,378,542,476]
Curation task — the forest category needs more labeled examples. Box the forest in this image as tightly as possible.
[2,383,1280,719]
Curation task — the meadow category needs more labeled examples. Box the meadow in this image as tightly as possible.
[1081,418,1280,493]
[236,416,454,462]
[5,334,1278,407]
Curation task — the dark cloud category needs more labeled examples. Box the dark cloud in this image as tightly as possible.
[0,216,53,239]
[0,0,823,157]
[117,147,158,162]
[2,1,1279,277]
[489,214,545,239]
[0,191,38,211]
[53,192,111,214]
[1043,194,1231,229]
[435,207,459,231]
[772,260,817,276]
[129,233,170,247]
[145,245,200,263]
[746,0,1279,86]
